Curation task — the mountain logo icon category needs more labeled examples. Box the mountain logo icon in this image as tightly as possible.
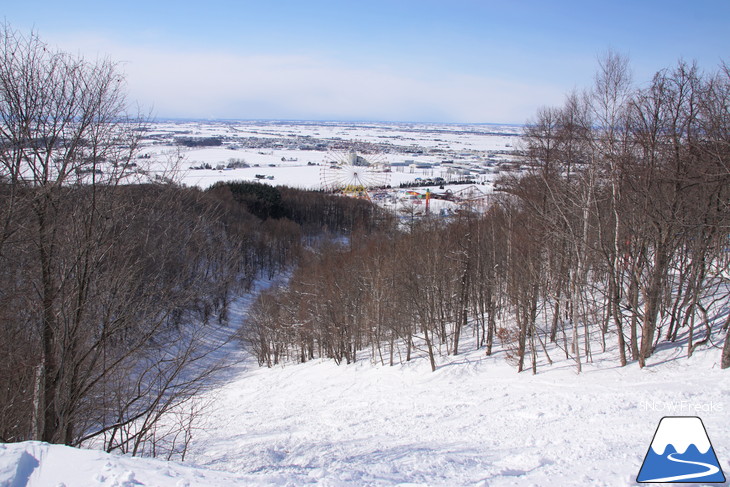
[637,416,726,483]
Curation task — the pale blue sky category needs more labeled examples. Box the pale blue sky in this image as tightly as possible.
[5,1,729,123]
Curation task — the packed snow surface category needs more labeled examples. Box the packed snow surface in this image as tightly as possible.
[2,332,728,486]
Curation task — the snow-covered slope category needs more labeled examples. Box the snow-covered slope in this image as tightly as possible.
[183,341,729,486]
[3,333,727,487]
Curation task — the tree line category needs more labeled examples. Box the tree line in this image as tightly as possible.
[243,53,730,372]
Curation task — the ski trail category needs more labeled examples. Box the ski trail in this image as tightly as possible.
[642,452,721,483]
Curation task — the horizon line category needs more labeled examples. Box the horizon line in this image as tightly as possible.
[150,117,526,127]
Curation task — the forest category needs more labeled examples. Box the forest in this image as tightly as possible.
[0,169,384,451]
[0,22,389,455]
[243,54,730,374]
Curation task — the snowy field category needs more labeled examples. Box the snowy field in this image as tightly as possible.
[136,120,521,192]
[2,293,728,486]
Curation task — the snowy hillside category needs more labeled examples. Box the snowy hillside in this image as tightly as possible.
[2,326,728,486]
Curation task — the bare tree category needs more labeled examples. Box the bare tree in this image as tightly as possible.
[0,26,246,453]
[590,51,633,366]
[0,24,144,443]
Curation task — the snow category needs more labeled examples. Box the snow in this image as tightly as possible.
[180,340,729,487]
[135,120,521,191]
[0,441,253,486]
[3,328,728,486]
[180,163,325,191]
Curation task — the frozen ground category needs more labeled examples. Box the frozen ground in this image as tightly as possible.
[2,319,728,486]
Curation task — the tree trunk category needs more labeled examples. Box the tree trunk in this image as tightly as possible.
[423,326,436,372]
[37,200,60,443]
[721,314,730,369]
[639,245,669,367]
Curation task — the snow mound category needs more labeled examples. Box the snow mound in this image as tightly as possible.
[0,441,254,487]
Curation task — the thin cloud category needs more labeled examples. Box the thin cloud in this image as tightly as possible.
[53,34,563,123]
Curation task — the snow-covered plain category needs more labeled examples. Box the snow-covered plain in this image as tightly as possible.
[133,120,517,218]
[2,303,728,486]
[137,120,521,192]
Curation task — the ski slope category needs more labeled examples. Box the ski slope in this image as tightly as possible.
[2,318,728,486]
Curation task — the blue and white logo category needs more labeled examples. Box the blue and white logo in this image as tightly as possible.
[637,416,725,483]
